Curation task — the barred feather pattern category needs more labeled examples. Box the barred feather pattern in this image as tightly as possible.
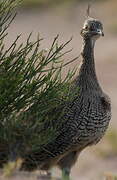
[22,34,111,172]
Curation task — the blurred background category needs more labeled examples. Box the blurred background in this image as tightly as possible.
[7,0,117,179]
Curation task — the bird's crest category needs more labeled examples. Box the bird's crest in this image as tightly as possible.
[86,4,91,18]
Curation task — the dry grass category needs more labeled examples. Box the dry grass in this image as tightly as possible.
[0,160,60,180]
[105,173,117,180]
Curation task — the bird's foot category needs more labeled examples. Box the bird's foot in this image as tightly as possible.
[62,168,71,180]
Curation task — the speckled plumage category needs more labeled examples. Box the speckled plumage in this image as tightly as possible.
[22,18,111,178]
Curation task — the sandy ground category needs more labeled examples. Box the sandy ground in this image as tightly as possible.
[2,1,117,179]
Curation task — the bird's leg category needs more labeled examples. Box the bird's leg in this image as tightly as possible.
[58,150,81,180]
[62,167,70,180]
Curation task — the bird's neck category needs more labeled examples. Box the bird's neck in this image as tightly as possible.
[76,37,100,90]
[81,37,96,75]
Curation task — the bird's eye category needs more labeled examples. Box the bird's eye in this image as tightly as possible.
[98,23,101,27]
[85,25,88,30]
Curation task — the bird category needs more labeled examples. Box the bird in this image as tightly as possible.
[21,16,111,179]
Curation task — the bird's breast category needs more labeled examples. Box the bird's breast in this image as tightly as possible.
[70,93,111,147]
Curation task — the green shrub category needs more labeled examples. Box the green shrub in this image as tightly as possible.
[0,0,77,168]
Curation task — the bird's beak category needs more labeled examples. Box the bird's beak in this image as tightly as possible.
[97,29,104,36]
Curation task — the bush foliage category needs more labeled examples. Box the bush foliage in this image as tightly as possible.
[0,0,77,168]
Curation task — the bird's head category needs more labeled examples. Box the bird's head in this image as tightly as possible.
[81,18,104,40]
